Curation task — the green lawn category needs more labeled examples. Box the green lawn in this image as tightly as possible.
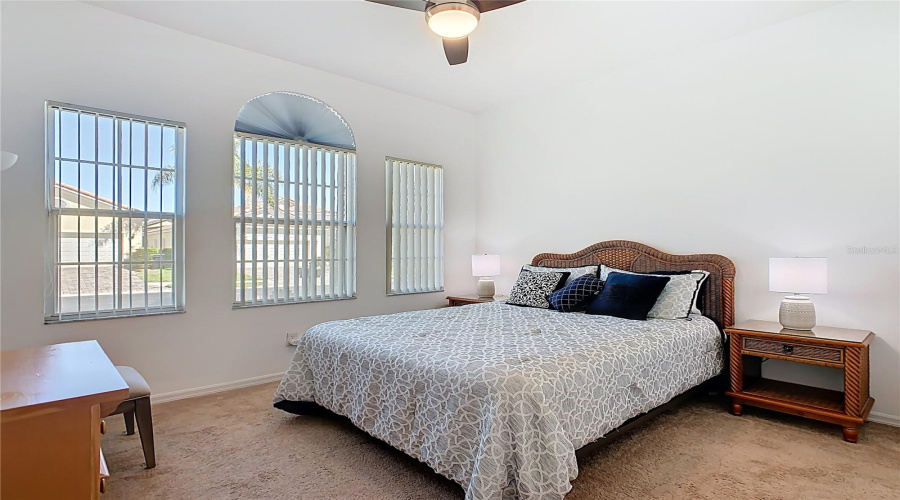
[237,273,264,287]
[137,269,262,286]
[143,268,173,283]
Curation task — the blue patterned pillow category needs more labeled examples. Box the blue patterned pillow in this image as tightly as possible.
[547,274,605,312]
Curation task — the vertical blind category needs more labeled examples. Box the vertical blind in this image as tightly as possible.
[234,132,357,307]
[386,158,444,295]
[44,102,186,323]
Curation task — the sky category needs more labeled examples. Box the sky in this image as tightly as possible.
[53,107,348,217]
[233,136,341,216]
[54,108,177,213]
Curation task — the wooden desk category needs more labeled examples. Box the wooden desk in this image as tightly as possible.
[1,341,129,499]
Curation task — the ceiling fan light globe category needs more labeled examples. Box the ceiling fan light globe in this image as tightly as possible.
[426,2,480,39]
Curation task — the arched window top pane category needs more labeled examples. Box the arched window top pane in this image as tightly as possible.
[234,92,355,151]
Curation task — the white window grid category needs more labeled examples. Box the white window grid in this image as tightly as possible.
[233,132,357,307]
[44,101,186,323]
[385,157,444,295]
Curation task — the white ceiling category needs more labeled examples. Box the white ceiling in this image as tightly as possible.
[88,0,836,114]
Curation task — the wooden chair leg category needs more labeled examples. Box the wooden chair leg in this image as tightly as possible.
[123,410,135,436]
[134,397,156,469]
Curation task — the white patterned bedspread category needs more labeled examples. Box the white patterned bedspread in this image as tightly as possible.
[274,302,723,500]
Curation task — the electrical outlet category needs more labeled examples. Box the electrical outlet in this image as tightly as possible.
[286,332,301,347]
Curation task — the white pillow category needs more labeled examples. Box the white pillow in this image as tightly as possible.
[689,271,710,315]
[599,265,709,319]
[522,264,598,286]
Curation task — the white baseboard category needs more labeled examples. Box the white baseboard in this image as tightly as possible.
[869,411,900,427]
[150,373,283,404]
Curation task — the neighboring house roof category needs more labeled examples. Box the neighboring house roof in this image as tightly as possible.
[55,181,139,212]
[145,219,172,230]
[232,196,335,221]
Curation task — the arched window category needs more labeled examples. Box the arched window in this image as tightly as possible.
[233,92,356,306]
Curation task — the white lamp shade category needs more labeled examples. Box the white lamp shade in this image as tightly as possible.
[769,257,828,294]
[0,151,18,171]
[472,254,501,277]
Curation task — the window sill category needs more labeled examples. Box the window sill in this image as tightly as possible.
[232,295,357,309]
[44,308,185,325]
[386,288,445,297]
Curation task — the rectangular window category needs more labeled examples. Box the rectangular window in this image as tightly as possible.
[386,157,444,295]
[233,132,357,307]
[45,102,186,323]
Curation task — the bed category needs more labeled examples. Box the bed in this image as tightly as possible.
[274,241,736,500]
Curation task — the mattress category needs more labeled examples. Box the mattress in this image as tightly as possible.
[274,302,724,500]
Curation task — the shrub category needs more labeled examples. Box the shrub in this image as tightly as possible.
[130,247,160,263]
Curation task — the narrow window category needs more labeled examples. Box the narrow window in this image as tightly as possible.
[45,102,186,322]
[386,157,444,295]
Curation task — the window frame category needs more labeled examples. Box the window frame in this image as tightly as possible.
[43,101,186,323]
[232,131,358,308]
[385,156,445,296]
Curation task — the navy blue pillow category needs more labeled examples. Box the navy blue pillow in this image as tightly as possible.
[585,272,670,320]
[547,274,605,312]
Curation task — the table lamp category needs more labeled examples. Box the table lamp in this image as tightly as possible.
[472,254,501,298]
[769,257,828,330]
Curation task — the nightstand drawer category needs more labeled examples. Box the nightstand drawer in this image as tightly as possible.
[742,336,843,365]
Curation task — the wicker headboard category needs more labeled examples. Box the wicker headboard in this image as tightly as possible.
[531,240,736,328]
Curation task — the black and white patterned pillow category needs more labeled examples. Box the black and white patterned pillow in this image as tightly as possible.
[522,265,598,286]
[547,274,605,312]
[507,270,569,309]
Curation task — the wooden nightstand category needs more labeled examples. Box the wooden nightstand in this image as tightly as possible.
[446,295,501,307]
[725,320,874,442]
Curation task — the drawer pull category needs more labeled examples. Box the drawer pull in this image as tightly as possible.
[782,345,794,354]
[99,478,107,494]
[100,419,107,435]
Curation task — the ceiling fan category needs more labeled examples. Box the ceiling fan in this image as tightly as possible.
[365,0,525,65]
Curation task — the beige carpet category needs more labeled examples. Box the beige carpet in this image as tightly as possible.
[102,382,900,499]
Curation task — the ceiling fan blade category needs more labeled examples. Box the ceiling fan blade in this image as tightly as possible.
[442,37,469,65]
[471,0,525,13]
[364,0,429,12]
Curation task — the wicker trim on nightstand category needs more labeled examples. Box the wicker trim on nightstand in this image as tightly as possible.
[742,337,843,366]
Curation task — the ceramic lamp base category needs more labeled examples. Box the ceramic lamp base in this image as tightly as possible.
[779,295,816,331]
[476,278,495,298]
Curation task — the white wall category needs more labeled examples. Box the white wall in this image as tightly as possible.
[2,1,897,422]
[0,2,478,395]
[475,2,900,420]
